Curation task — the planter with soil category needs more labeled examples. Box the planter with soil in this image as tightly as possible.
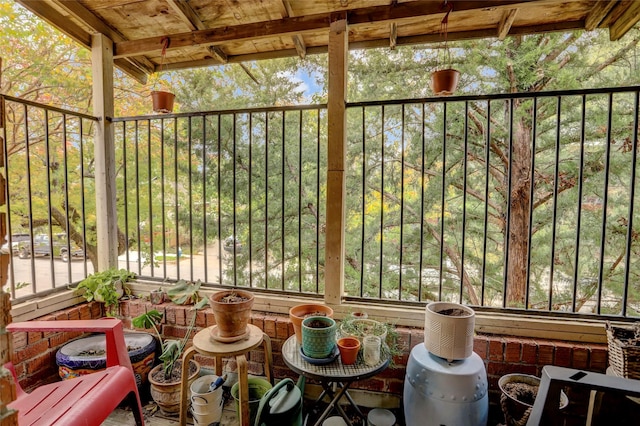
[208,289,254,342]
[289,303,334,344]
[498,373,568,426]
[424,301,475,361]
[301,316,337,359]
[149,359,200,416]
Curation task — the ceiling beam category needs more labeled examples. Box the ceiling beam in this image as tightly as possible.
[390,22,398,50]
[281,0,307,59]
[609,1,640,41]
[166,0,206,31]
[206,46,228,64]
[585,0,617,31]
[16,0,91,48]
[113,0,531,58]
[497,9,518,40]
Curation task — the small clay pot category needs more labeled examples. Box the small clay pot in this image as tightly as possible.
[431,69,460,96]
[337,337,361,365]
[208,289,254,339]
[151,90,175,113]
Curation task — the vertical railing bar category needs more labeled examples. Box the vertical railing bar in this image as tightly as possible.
[202,116,208,283]
[548,96,562,311]
[173,117,180,280]
[216,114,222,285]
[2,98,16,297]
[232,113,238,286]
[481,101,491,306]
[399,105,405,301]
[281,110,285,291]
[298,110,303,293]
[123,121,131,271]
[62,114,72,282]
[44,110,55,287]
[360,106,366,297]
[24,104,37,294]
[135,120,142,275]
[379,105,385,299]
[249,113,254,287]
[502,99,514,308]
[572,95,587,313]
[188,116,194,280]
[160,119,167,279]
[418,103,426,302]
[265,112,270,289]
[316,110,320,293]
[147,119,154,278]
[596,93,614,314]
[79,118,88,276]
[438,103,447,300]
[460,101,469,304]
[621,91,639,317]
[525,98,538,310]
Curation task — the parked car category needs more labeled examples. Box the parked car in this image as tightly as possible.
[0,233,30,255]
[18,233,84,262]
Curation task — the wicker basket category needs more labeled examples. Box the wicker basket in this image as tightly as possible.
[606,322,640,380]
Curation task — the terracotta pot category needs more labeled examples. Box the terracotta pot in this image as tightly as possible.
[151,90,175,113]
[337,337,361,365]
[424,302,475,361]
[208,289,254,339]
[431,69,460,96]
[149,359,200,416]
[289,303,334,344]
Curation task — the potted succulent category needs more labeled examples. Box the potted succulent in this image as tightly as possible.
[132,281,208,415]
[74,268,135,316]
[208,289,254,342]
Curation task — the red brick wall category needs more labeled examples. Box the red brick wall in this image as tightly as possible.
[11,298,609,420]
[9,301,104,392]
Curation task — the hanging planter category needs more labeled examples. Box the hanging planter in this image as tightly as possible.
[150,37,175,113]
[431,2,460,96]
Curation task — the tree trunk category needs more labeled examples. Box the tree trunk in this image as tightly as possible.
[506,113,532,305]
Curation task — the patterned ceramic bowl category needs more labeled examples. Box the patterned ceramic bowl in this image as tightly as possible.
[301,316,337,359]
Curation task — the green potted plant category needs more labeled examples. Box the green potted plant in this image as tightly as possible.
[74,268,135,316]
[133,292,208,415]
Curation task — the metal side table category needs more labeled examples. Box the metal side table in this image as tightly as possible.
[282,335,389,426]
[179,324,273,426]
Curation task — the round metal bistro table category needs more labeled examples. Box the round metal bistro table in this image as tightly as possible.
[179,324,273,426]
[281,335,389,426]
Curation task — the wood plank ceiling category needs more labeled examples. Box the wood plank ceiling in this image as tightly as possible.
[15,0,640,84]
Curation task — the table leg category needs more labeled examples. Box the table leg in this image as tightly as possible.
[179,346,197,426]
[338,382,366,419]
[313,382,353,426]
[214,355,223,376]
[237,354,250,426]
[262,333,273,385]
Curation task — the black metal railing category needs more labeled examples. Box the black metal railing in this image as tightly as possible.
[1,95,94,301]
[5,86,640,319]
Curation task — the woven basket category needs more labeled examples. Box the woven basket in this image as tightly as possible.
[606,322,640,380]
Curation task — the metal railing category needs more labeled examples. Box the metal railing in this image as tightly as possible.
[1,95,95,302]
[4,86,640,319]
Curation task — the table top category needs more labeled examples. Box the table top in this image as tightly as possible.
[282,335,389,382]
[192,324,264,356]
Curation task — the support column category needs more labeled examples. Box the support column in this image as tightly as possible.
[92,34,118,270]
[324,15,348,305]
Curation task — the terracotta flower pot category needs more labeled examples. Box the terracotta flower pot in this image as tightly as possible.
[149,359,200,415]
[289,303,334,344]
[208,289,254,340]
[337,337,360,365]
[151,90,175,113]
[431,69,460,96]
[424,302,475,361]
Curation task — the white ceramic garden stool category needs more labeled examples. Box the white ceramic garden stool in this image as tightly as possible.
[403,343,488,426]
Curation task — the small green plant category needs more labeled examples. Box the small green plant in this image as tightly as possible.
[133,295,208,380]
[166,279,205,305]
[340,316,402,366]
[74,268,135,316]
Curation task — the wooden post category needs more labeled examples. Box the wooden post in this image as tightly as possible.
[324,15,348,305]
[0,56,19,426]
[92,34,119,270]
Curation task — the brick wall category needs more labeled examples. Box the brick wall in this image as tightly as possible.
[11,298,609,421]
